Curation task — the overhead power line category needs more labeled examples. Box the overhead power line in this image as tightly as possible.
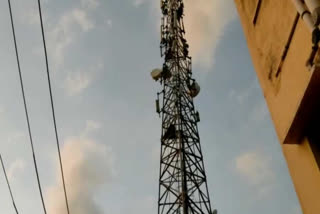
[36,1,71,214]
[0,155,19,214]
[7,0,47,213]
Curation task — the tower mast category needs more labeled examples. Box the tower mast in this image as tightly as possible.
[152,0,216,213]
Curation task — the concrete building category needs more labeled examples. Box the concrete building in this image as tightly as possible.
[234,0,320,213]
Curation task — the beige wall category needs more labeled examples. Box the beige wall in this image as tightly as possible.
[234,0,320,213]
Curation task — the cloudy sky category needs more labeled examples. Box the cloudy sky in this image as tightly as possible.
[0,0,302,214]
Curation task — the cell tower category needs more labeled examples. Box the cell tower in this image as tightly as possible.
[151,0,216,214]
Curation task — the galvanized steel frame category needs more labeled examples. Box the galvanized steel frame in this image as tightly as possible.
[157,0,213,213]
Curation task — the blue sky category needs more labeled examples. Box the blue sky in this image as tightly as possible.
[0,0,302,214]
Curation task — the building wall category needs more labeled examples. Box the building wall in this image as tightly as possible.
[234,0,320,213]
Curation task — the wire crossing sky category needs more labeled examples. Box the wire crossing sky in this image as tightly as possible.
[6,0,71,213]
[1,154,19,214]
[7,0,47,212]
[36,0,71,213]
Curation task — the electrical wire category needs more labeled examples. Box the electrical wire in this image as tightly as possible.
[36,1,71,213]
[7,0,47,213]
[0,155,19,214]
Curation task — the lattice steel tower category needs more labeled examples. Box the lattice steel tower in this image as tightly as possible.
[151,0,216,214]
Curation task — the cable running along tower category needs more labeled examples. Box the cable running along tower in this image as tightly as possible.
[152,0,216,214]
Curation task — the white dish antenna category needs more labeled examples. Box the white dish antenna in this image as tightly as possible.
[151,68,163,81]
[151,67,172,81]
[187,80,200,98]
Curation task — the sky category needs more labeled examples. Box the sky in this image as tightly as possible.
[0,0,302,214]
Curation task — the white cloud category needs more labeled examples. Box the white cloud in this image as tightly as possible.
[133,0,147,7]
[106,19,113,28]
[235,151,275,196]
[71,8,95,32]
[86,120,101,131]
[83,120,102,137]
[249,100,268,123]
[228,80,259,105]
[20,8,39,25]
[228,79,269,125]
[7,159,26,181]
[64,71,93,96]
[25,2,98,69]
[47,6,96,67]
[81,0,100,10]
[144,0,236,68]
[0,106,4,114]
[183,0,236,68]
[47,137,115,214]
[7,132,26,145]
[63,62,103,96]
